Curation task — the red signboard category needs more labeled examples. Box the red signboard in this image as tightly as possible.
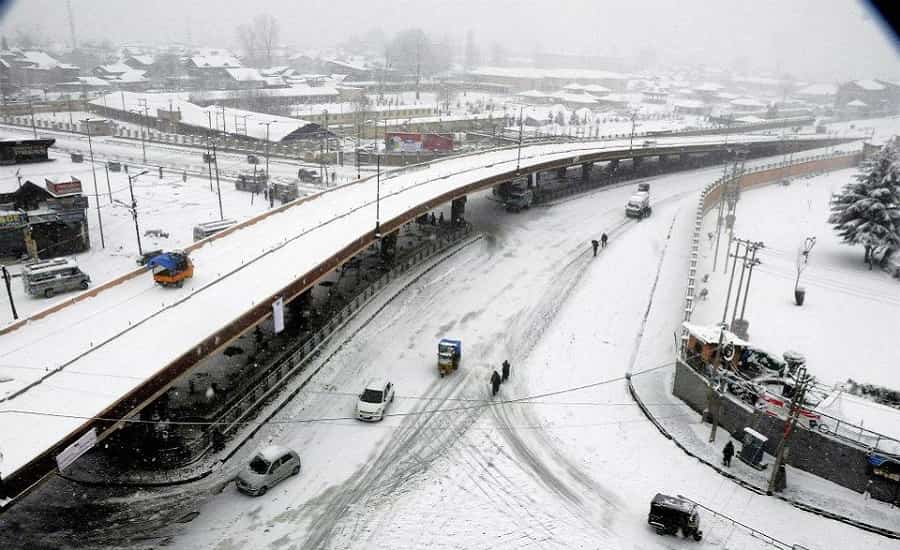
[45,177,83,196]
[386,132,453,153]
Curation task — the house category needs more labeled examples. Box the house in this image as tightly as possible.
[124,55,155,72]
[835,80,896,113]
[0,179,90,259]
[0,49,79,88]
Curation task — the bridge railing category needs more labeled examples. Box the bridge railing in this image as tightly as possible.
[215,223,474,439]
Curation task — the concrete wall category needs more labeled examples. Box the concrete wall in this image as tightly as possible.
[674,360,898,504]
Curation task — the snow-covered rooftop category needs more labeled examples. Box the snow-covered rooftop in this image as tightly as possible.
[90,91,314,142]
[190,55,242,69]
[853,79,885,91]
[225,68,265,82]
[470,66,630,82]
[795,83,838,97]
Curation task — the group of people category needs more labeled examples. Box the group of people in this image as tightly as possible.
[490,359,511,396]
[591,233,609,257]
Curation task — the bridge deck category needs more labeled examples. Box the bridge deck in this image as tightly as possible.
[0,134,848,496]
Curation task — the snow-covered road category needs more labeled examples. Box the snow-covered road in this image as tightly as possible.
[150,162,890,549]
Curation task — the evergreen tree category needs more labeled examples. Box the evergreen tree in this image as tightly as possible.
[828,140,900,268]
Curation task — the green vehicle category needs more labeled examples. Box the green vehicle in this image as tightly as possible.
[438,338,462,377]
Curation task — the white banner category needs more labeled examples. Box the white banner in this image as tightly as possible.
[55,428,97,472]
[272,297,284,334]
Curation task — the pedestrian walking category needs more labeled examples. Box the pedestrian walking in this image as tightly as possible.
[430,212,437,226]
[591,240,599,257]
[439,212,445,225]
[601,233,608,248]
[722,440,734,467]
[490,370,501,396]
[501,360,510,381]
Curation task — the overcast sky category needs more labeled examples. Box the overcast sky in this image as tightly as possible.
[0,0,898,81]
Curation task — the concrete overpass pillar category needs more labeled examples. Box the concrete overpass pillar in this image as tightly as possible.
[380,231,398,263]
[581,162,592,182]
[451,196,467,224]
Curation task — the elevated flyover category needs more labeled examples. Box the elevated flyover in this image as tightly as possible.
[0,133,857,504]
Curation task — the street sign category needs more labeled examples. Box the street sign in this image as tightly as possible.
[55,428,97,472]
[272,297,284,334]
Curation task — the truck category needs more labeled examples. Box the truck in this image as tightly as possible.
[437,338,462,377]
[625,191,652,219]
[493,176,534,212]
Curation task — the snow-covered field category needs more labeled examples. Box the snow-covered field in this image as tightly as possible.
[691,168,900,391]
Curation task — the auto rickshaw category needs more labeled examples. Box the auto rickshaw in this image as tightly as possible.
[648,493,703,541]
[147,251,194,288]
[437,338,461,377]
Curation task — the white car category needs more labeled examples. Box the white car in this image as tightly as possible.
[235,444,301,496]
[357,378,395,421]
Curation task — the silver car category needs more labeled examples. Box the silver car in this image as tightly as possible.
[235,445,301,496]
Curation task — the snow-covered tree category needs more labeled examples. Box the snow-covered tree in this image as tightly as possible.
[828,140,900,268]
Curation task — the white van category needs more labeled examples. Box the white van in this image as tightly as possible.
[22,258,91,298]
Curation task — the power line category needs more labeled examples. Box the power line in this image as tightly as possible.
[0,363,674,428]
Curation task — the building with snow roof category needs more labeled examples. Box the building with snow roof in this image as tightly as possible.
[87,91,326,144]
[467,66,629,92]
[836,79,900,113]
[0,49,79,88]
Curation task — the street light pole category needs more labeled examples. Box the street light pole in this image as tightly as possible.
[516,106,524,173]
[629,110,638,151]
[375,153,381,238]
[126,170,148,256]
[28,98,37,139]
[259,120,276,207]
[211,141,223,220]
[1,265,18,321]
[206,111,215,192]
[82,119,105,249]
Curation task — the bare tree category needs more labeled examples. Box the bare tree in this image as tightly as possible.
[236,23,258,66]
[255,14,279,68]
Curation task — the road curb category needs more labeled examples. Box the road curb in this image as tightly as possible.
[626,375,900,541]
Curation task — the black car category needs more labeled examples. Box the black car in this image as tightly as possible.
[648,493,703,541]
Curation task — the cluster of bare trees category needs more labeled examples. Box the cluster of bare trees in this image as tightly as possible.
[236,14,280,68]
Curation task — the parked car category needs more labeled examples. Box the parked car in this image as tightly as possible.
[648,493,703,541]
[235,445,301,496]
[357,378,395,421]
[21,258,91,298]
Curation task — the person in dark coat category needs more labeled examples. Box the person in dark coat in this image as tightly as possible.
[439,212,445,225]
[501,360,510,381]
[601,233,608,248]
[430,212,437,226]
[722,440,735,467]
[490,370,501,396]
[591,240,599,257]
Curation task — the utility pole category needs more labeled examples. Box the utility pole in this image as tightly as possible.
[712,161,730,271]
[629,110,638,151]
[415,36,421,101]
[212,141,223,219]
[738,249,762,321]
[125,170,148,256]
[730,244,751,328]
[259,120,275,207]
[104,163,113,204]
[516,106,524,173]
[768,365,809,494]
[375,154,381,238]
[28,98,37,139]
[82,119,105,248]
[1,265,18,321]
[206,111,214,192]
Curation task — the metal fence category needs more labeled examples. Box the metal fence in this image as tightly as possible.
[216,223,473,438]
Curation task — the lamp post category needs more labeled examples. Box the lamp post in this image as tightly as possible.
[375,153,381,239]
[1,265,18,321]
[516,106,524,173]
[122,169,148,256]
[28,97,37,139]
[259,120,277,207]
[629,110,639,151]
[129,108,148,163]
[81,118,105,248]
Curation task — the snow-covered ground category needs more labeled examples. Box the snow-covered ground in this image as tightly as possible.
[691,168,900,391]
[0,151,273,321]
[148,163,894,549]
